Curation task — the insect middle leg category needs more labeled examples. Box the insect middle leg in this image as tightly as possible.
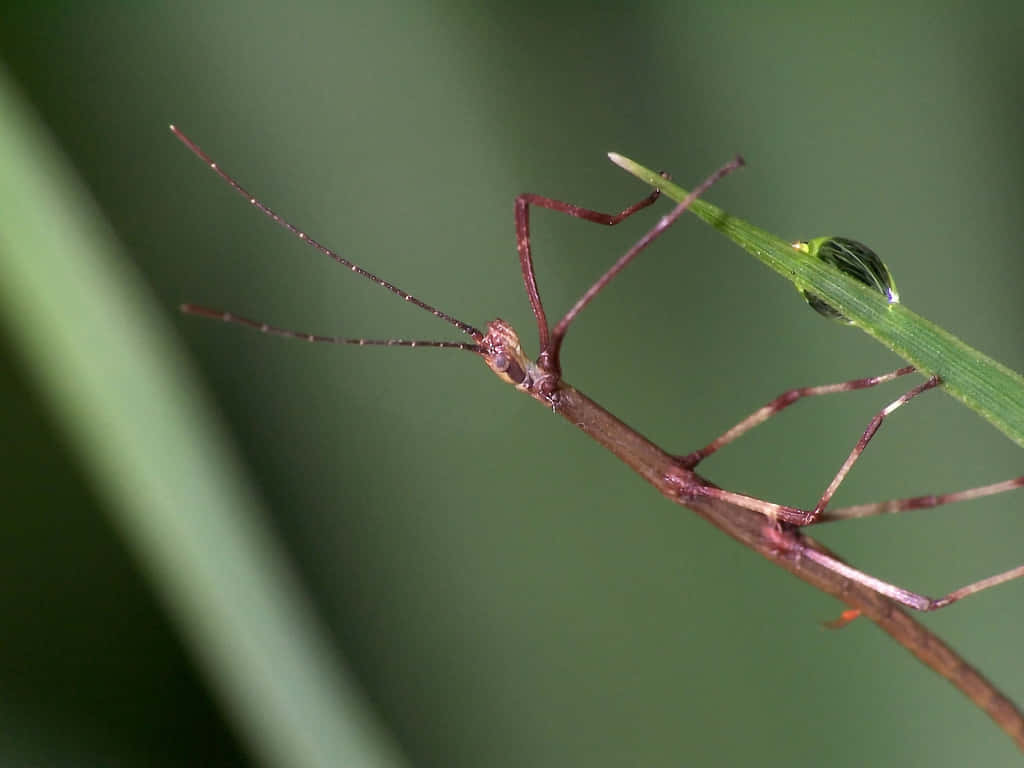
[679,365,917,470]
[687,369,1023,526]
[685,369,1024,610]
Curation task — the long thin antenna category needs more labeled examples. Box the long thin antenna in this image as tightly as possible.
[169,125,483,343]
[179,304,479,351]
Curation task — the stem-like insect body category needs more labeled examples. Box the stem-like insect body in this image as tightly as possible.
[173,126,1024,750]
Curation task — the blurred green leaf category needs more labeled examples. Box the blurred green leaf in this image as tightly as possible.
[0,68,402,768]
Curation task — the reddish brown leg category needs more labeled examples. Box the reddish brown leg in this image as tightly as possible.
[684,461,1024,613]
[516,157,746,382]
[679,366,917,469]
[804,375,942,521]
[515,186,664,373]
[760,499,1024,613]
[695,370,1024,532]
[821,475,1024,522]
[547,157,745,371]
[695,374,943,526]
[799,544,1024,612]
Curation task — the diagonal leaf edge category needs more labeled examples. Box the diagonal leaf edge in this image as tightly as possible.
[611,152,1024,449]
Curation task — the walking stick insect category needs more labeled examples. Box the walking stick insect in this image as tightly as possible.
[170,126,1024,745]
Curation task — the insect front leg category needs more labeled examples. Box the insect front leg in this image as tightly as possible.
[514,186,664,374]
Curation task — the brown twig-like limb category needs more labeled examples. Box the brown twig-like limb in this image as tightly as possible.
[807,375,943,520]
[680,363,1024,526]
[823,475,1024,521]
[678,365,917,468]
[693,374,946,525]
[547,157,744,371]
[514,183,664,377]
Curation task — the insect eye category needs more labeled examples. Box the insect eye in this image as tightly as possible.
[795,237,899,324]
[490,353,528,386]
[503,358,527,386]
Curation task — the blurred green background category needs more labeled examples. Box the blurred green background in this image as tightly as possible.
[2,1,1024,765]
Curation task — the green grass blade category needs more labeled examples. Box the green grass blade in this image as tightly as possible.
[0,69,403,767]
[610,153,1024,449]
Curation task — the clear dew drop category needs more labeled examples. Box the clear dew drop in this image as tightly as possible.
[794,236,899,324]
